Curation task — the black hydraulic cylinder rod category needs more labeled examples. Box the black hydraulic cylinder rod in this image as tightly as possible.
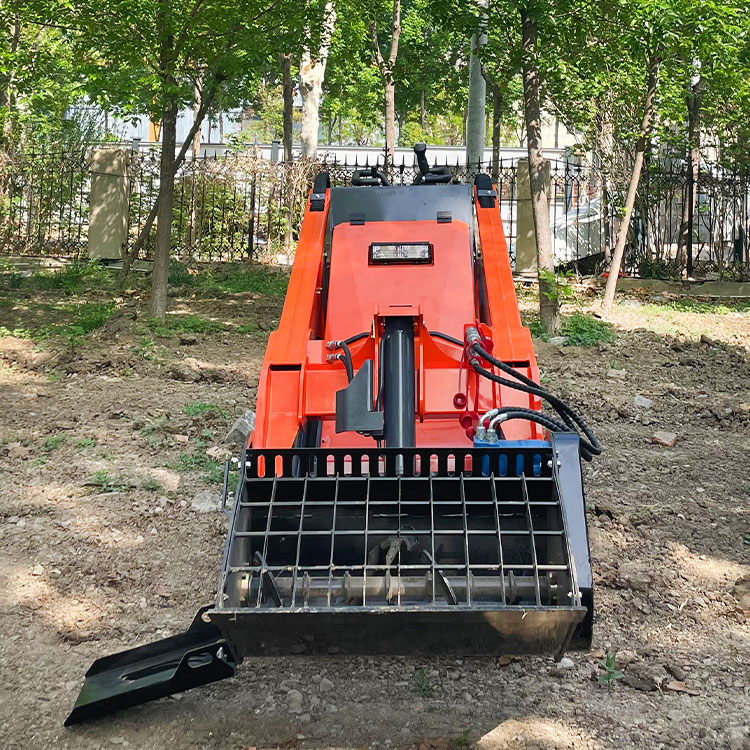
[382,316,416,448]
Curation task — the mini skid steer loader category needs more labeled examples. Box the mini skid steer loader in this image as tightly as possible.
[66,144,600,725]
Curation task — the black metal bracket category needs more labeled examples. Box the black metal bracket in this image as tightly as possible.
[335,359,384,436]
[64,607,238,726]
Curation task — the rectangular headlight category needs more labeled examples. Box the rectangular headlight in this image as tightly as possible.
[369,242,433,265]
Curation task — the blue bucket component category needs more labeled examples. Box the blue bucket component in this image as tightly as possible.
[472,438,551,476]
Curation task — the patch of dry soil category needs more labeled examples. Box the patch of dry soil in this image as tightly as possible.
[1,292,748,749]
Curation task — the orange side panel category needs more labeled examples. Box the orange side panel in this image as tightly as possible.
[474,186,536,364]
[252,191,329,448]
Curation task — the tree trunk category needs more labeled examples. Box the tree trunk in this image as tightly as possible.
[602,54,660,310]
[491,85,502,182]
[678,71,703,274]
[466,2,488,175]
[481,68,503,182]
[384,80,395,166]
[120,80,220,283]
[521,8,558,334]
[420,88,426,130]
[370,0,401,173]
[188,79,202,249]
[280,53,294,163]
[300,1,336,160]
[0,18,21,152]
[150,96,178,319]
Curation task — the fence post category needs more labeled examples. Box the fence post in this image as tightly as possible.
[516,157,550,275]
[87,147,130,259]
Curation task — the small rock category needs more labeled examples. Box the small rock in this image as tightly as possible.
[616,650,639,668]
[168,362,200,382]
[179,334,199,346]
[651,430,677,448]
[670,340,686,352]
[318,677,333,692]
[30,564,45,576]
[616,561,651,591]
[607,368,627,380]
[633,394,654,409]
[699,334,716,347]
[191,489,221,513]
[665,680,699,696]
[325,704,338,713]
[623,661,669,692]
[287,689,304,713]
[300,713,311,723]
[206,445,232,461]
[666,662,687,681]
[666,710,683,722]
[174,434,190,444]
[555,657,575,670]
[549,336,568,346]
[496,655,513,667]
[8,444,31,460]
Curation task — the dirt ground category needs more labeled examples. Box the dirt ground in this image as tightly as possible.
[1,278,748,750]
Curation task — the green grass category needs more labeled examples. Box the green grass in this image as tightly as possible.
[1,261,114,295]
[170,451,225,483]
[0,301,114,342]
[183,401,229,418]
[414,668,433,697]
[140,475,163,492]
[168,262,289,296]
[644,297,750,315]
[146,314,226,337]
[42,433,67,452]
[77,438,95,451]
[88,469,131,493]
[528,312,615,346]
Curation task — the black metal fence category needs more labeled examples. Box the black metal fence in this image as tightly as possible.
[1,146,748,278]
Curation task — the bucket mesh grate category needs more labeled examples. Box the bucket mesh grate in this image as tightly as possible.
[219,448,579,613]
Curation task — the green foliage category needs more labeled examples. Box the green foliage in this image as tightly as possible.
[183,401,229,418]
[140,476,163,492]
[414,668,433,697]
[451,730,471,749]
[170,451,224,484]
[77,438,96,451]
[42,434,67,453]
[146,315,225,337]
[538,269,577,303]
[129,337,157,361]
[88,469,131,493]
[170,264,289,296]
[14,262,113,295]
[0,302,114,342]
[528,313,615,346]
[638,257,682,280]
[561,313,616,346]
[597,652,625,692]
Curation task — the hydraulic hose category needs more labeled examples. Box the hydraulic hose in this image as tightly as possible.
[469,341,601,461]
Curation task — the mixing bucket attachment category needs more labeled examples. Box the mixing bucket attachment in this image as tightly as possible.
[211,434,593,657]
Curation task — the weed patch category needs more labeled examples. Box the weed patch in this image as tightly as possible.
[183,401,229,418]
[527,313,615,347]
[146,315,225,337]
